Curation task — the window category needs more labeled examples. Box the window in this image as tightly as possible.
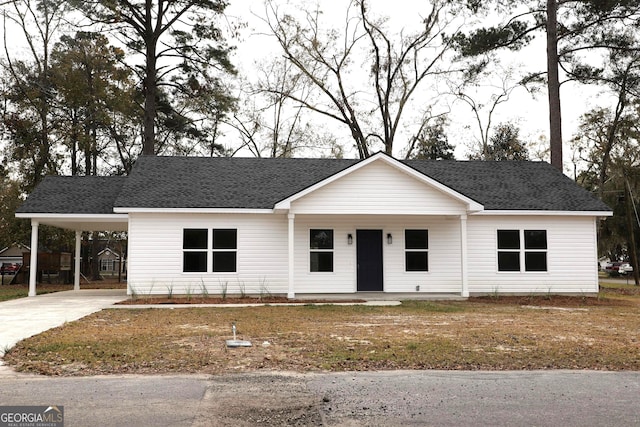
[497,229,547,272]
[497,230,520,271]
[183,229,208,272]
[213,229,237,272]
[524,230,547,271]
[100,259,114,272]
[405,230,428,271]
[310,229,333,272]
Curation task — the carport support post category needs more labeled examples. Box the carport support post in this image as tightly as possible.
[287,213,295,299]
[460,214,469,297]
[28,220,39,297]
[74,230,82,291]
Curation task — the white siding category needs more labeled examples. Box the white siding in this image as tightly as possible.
[293,215,463,294]
[127,213,289,295]
[126,212,600,296]
[466,215,599,293]
[290,161,467,215]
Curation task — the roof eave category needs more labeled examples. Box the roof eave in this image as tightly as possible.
[471,210,613,216]
[113,207,274,214]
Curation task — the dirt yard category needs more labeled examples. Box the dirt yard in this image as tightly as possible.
[3,290,639,376]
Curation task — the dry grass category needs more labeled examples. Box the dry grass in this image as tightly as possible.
[3,292,639,376]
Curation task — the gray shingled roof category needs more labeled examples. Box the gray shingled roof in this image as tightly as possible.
[17,176,126,214]
[19,156,611,214]
[114,156,357,210]
[113,155,610,212]
[404,160,610,211]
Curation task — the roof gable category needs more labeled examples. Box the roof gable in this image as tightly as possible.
[0,244,29,257]
[276,153,484,213]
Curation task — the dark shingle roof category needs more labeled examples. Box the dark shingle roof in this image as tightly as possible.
[17,176,126,214]
[112,156,610,212]
[19,156,611,214]
[404,160,610,211]
[114,156,358,209]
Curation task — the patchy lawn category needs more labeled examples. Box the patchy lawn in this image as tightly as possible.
[3,292,639,376]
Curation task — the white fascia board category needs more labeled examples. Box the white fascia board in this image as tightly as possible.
[15,213,129,231]
[15,213,129,221]
[113,207,274,214]
[274,152,485,212]
[471,210,614,217]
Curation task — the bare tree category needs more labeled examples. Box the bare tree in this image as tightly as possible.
[450,65,525,160]
[228,57,338,158]
[262,0,465,158]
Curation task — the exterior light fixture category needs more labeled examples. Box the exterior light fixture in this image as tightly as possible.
[387,233,392,244]
[347,234,353,245]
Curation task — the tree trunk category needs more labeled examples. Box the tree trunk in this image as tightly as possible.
[547,0,563,171]
[142,0,157,155]
[71,111,78,175]
[90,231,101,281]
[625,177,640,285]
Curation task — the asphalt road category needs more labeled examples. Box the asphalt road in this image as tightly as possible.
[0,370,638,426]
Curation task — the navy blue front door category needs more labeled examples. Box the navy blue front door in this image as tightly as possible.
[356,230,383,292]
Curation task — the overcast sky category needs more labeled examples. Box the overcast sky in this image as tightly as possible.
[227,0,610,171]
[1,1,612,174]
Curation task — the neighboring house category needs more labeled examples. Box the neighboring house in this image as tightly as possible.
[97,247,123,277]
[0,244,29,266]
[16,153,612,297]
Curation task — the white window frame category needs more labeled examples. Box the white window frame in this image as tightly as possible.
[309,229,334,273]
[404,229,429,272]
[183,228,209,273]
[496,229,548,273]
[212,229,238,273]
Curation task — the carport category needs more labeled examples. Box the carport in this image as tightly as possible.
[14,176,128,296]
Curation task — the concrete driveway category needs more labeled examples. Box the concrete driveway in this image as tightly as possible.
[0,289,127,356]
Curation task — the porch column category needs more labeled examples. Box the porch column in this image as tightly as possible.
[287,213,295,299]
[74,230,82,291]
[460,214,469,297]
[28,220,39,297]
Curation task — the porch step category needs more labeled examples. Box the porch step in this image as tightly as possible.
[294,293,466,301]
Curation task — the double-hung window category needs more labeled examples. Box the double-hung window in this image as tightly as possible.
[183,228,237,273]
[405,229,429,271]
[497,229,547,272]
[524,230,547,271]
[183,229,208,272]
[310,229,333,272]
[212,229,237,272]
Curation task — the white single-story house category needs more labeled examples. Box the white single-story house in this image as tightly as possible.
[16,152,612,297]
